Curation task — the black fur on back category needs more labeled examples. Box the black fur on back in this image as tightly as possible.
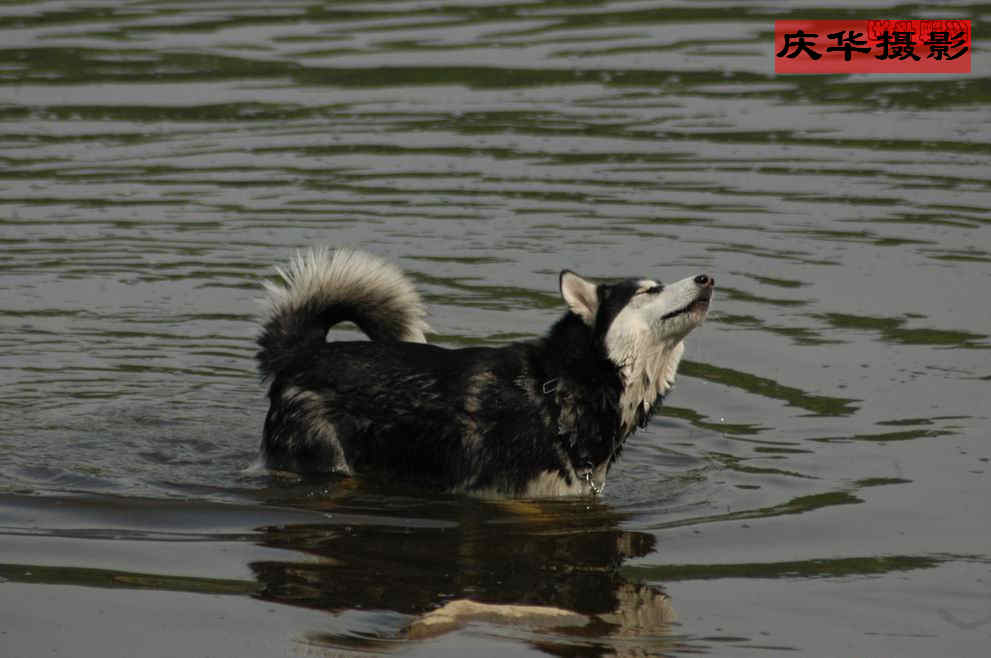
[258,300,392,382]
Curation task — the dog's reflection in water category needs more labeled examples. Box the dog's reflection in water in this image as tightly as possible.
[249,493,675,651]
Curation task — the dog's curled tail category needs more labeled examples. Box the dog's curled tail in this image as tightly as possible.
[256,247,429,380]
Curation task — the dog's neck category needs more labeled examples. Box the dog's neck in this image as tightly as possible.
[613,339,685,437]
[540,314,623,454]
[541,313,680,472]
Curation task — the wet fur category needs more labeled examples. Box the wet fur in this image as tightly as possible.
[256,248,712,497]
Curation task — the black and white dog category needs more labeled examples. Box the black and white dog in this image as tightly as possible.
[256,248,713,496]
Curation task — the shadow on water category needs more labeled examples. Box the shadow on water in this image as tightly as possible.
[0,486,678,654]
[243,476,959,654]
[0,475,965,656]
[250,483,677,653]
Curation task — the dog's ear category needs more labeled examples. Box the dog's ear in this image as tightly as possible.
[559,271,598,325]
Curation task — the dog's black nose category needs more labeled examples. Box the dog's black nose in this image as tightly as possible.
[694,274,714,287]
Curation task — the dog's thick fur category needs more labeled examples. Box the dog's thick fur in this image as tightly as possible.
[256,248,713,497]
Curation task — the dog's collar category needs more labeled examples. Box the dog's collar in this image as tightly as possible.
[581,469,603,496]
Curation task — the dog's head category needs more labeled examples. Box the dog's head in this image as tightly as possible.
[559,269,713,429]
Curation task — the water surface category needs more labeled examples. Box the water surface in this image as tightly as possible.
[1,1,989,656]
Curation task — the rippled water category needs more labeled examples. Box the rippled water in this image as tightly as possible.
[1,1,989,656]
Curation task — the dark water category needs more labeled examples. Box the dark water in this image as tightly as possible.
[1,1,989,655]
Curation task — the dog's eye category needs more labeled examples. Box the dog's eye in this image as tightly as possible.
[640,285,663,295]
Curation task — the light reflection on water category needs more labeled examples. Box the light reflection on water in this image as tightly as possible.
[1,1,989,655]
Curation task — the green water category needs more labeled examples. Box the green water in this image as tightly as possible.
[1,1,989,656]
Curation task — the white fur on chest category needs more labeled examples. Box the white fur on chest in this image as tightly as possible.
[605,312,685,433]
